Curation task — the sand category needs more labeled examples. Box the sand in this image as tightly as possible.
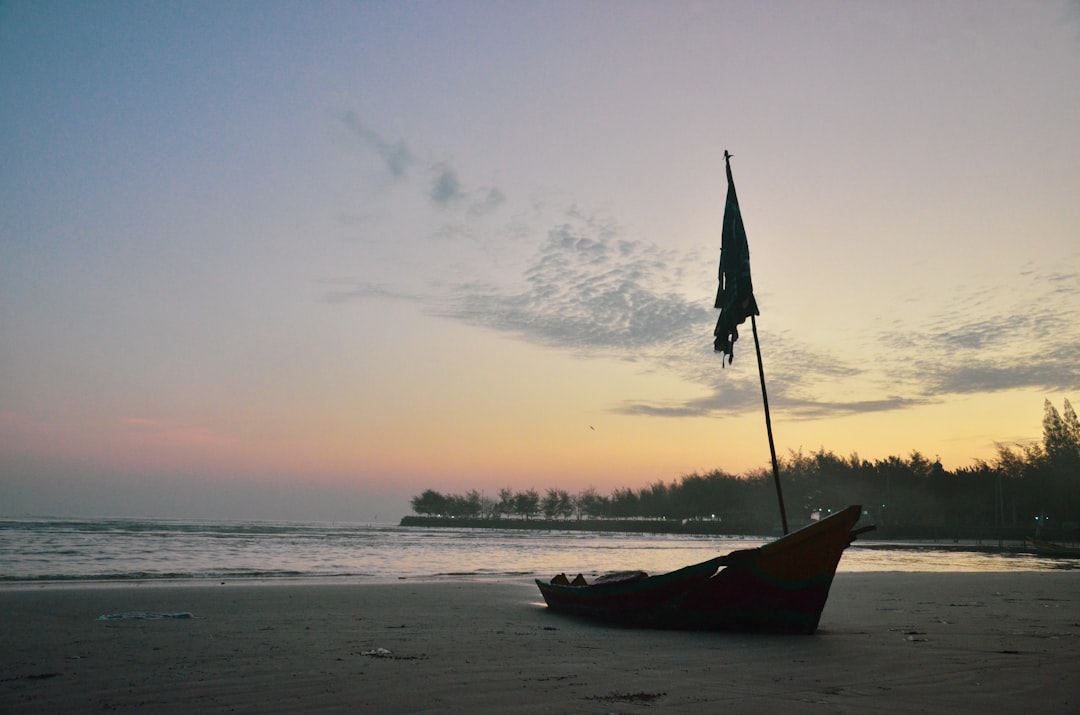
[1,572,1077,714]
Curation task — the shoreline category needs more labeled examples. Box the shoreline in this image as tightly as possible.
[399,515,1047,542]
[2,543,1076,590]
[2,572,1077,713]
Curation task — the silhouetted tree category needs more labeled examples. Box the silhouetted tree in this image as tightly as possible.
[513,489,540,519]
[410,489,448,516]
[407,399,1080,534]
[495,488,514,519]
[609,487,639,519]
[1040,399,1080,527]
[575,488,609,519]
[462,489,483,517]
[637,481,670,519]
[541,488,573,519]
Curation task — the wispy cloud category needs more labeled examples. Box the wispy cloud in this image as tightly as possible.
[341,113,506,219]
[879,265,1080,396]
[467,187,506,217]
[341,112,414,179]
[430,164,464,205]
[331,115,1080,421]
[441,209,703,353]
[316,279,424,305]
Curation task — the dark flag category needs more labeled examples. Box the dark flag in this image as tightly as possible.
[713,151,759,364]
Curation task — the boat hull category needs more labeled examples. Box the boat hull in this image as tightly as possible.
[536,505,866,634]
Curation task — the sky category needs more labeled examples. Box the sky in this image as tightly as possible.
[2,1,1078,522]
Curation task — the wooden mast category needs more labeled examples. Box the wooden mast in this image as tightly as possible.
[719,150,788,535]
[750,313,788,534]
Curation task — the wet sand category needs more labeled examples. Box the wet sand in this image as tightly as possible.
[1,572,1077,713]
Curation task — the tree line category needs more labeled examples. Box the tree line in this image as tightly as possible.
[409,399,1080,536]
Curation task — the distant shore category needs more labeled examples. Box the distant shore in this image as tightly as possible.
[399,515,1038,542]
[2,573,1077,713]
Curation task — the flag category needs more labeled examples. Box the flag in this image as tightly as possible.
[713,151,759,364]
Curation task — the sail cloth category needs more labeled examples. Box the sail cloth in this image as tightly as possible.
[713,152,759,364]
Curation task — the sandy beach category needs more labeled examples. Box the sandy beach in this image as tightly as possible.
[2,572,1076,713]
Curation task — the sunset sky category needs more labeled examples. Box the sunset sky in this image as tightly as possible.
[2,1,1078,521]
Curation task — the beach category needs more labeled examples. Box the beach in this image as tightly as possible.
[2,573,1076,714]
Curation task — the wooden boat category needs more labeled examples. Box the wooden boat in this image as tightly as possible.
[536,504,870,634]
[1026,537,1080,558]
[537,155,871,634]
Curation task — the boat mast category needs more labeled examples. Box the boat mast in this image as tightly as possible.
[751,313,788,534]
[715,150,788,535]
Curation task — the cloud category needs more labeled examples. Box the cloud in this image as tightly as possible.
[468,187,506,217]
[927,361,1077,395]
[331,115,1080,423]
[439,239,1079,420]
[440,208,704,353]
[317,279,423,305]
[339,114,507,224]
[339,113,507,232]
[614,381,763,418]
[427,168,506,216]
[620,393,924,420]
[781,395,929,419]
[329,117,898,421]
[433,205,907,421]
[341,111,415,178]
[430,165,463,204]
[879,265,1080,395]
[613,328,886,419]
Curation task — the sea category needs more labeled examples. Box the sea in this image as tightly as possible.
[0,517,1074,586]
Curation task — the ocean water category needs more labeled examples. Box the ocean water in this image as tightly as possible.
[0,517,1073,585]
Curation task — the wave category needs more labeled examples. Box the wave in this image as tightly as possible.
[0,569,390,583]
[1,517,1071,583]
[0,517,388,538]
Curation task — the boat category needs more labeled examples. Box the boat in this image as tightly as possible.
[536,505,872,634]
[537,153,872,634]
[1026,537,1080,558]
